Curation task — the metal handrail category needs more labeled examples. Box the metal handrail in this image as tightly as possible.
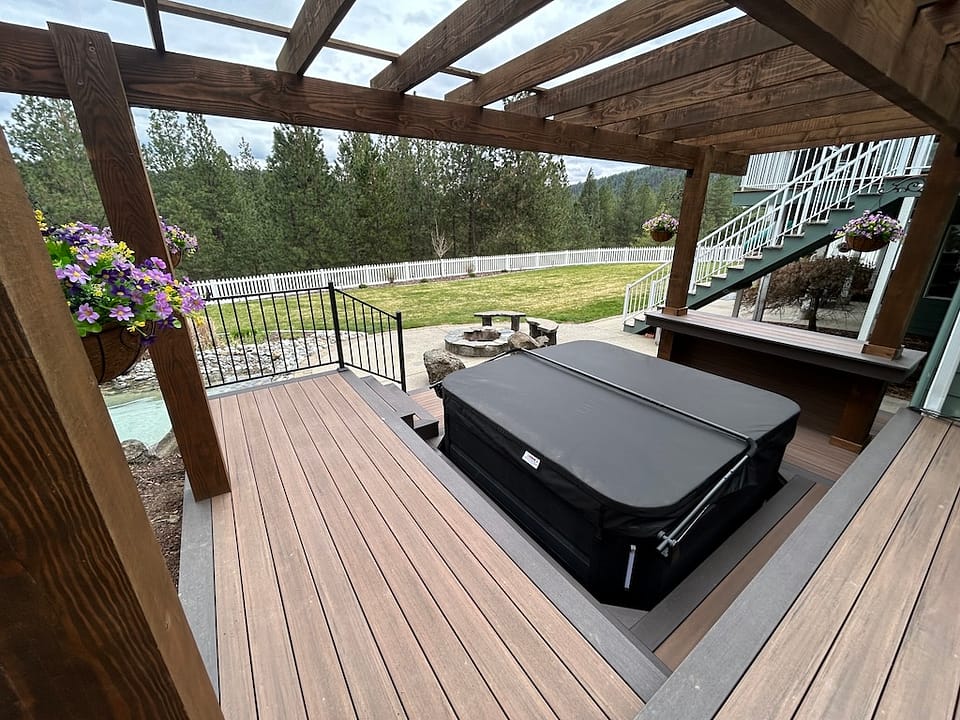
[622,136,935,325]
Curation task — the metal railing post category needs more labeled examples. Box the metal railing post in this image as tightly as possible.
[328,282,345,370]
[396,310,407,392]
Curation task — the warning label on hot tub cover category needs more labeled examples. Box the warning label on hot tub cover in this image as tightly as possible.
[521,451,541,469]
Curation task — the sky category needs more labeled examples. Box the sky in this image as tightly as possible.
[0,0,738,182]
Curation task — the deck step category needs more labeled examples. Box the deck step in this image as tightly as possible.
[361,376,440,439]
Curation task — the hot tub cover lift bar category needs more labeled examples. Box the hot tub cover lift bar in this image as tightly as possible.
[509,349,758,559]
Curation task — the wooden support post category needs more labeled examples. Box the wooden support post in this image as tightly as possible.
[664,147,715,313]
[0,130,222,719]
[865,139,960,358]
[49,23,229,499]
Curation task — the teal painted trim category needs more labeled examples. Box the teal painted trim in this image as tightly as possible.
[912,280,960,406]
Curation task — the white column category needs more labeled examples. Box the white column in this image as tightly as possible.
[857,196,915,341]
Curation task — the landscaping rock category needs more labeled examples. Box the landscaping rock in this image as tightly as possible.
[534,335,550,348]
[122,439,156,465]
[507,331,539,351]
[423,349,465,386]
[154,429,180,459]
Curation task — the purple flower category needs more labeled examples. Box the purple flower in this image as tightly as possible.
[76,303,99,324]
[76,247,101,266]
[63,264,90,284]
[109,305,134,321]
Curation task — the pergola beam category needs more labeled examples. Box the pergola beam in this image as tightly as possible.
[709,122,932,154]
[143,0,165,53]
[921,4,960,44]
[370,0,553,93]
[607,72,866,135]
[276,0,357,75]
[0,21,749,174]
[444,0,727,106]
[730,0,960,137]
[506,17,789,118]
[48,22,230,500]
[554,45,829,127]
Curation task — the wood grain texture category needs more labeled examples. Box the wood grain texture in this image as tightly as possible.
[0,131,221,718]
[664,149,714,310]
[792,425,960,720]
[279,380,505,718]
[715,417,950,719]
[48,23,229,499]
[730,0,960,136]
[649,91,893,141]
[0,22,747,174]
[445,0,727,106]
[873,436,960,719]
[276,0,357,75]
[317,377,611,720]
[370,0,551,93]
[507,17,789,118]
[608,72,866,135]
[554,46,829,127]
[143,0,165,52]
[331,373,644,717]
[868,140,960,351]
[718,123,933,154]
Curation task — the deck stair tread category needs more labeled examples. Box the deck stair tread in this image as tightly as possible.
[362,375,439,439]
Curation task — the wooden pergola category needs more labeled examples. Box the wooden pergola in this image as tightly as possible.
[1,1,959,716]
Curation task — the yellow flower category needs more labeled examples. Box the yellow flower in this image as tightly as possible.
[34,209,47,230]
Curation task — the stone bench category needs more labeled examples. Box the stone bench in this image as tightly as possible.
[526,317,559,346]
[473,310,526,331]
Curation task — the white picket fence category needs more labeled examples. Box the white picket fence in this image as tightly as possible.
[192,246,674,299]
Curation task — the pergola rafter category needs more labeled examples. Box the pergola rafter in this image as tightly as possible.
[369,0,553,93]
[444,0,728,107]
[276,0,357,75]
[505,17,790,119]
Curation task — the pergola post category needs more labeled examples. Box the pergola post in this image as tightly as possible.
[658,147,715,360]
[0,130,222,719]
[49,23,229,499]
[865,139,960,358]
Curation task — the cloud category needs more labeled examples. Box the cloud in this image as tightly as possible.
[0,0,720,183]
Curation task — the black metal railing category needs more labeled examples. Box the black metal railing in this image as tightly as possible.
[188,283,405,390]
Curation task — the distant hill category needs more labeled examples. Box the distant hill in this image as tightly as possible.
[569,166,684,195]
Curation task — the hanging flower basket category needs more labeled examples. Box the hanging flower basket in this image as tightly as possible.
[82,323,148,383]
[844,234,888,253]
[162,220,198,269]
[643,212,679,244]
[835,210,904,254]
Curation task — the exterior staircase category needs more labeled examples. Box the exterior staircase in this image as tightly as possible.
[622,138,934,334]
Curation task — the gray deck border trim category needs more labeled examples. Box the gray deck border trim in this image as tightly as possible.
[178,481,219,697]
[343,369,670,701]
[632,475,815,650]
[635,408,922,719]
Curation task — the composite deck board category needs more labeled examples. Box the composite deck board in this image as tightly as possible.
[209,400,257,720]
[219,393,309,719]
[654,481,828,670]
[792,425,960,719]
[782,425,857,481]
[715,417,952,719]
[311,379,603,719]
[208,375,642,719]
[336,375,644,719]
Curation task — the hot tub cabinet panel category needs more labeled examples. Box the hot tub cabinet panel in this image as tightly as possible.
[440,341,800,609]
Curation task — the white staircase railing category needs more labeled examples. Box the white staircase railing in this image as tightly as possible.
[622,136,935,325]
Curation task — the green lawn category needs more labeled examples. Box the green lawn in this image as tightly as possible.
[202,263,655,340]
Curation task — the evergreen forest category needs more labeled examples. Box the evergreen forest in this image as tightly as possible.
[6,96,742,280]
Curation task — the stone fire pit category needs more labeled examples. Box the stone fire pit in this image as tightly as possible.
[444,326,513,357]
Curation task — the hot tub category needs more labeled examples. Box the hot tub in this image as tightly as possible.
[440,341,800,609]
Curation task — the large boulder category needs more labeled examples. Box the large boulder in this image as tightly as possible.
[424,348,465,388]
[507,331,539,351]
[122,439,155,465]
[153,429,180,459]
